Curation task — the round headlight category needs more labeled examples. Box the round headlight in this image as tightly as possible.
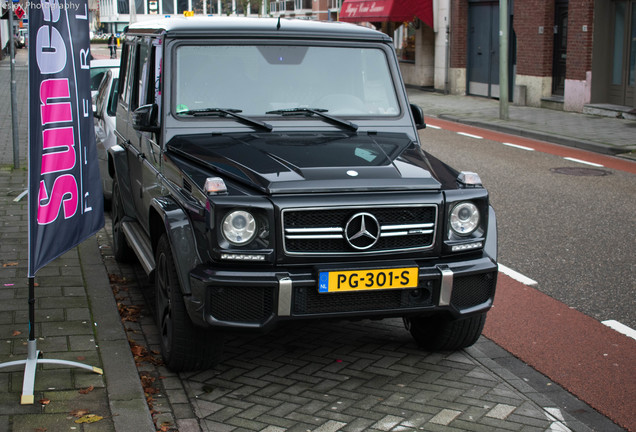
[450,202,480,236]
[222,210,257,245]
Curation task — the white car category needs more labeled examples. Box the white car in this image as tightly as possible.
[90,58,119,101]
[93,67,119,202]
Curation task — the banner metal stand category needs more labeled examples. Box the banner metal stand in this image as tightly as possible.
[0,278,103,404]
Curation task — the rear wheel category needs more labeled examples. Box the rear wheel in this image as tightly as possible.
[111,180,135,262]
[155,234,223,371]
[404,313,486,351]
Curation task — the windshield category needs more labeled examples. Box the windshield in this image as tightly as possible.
[174,44,400,117]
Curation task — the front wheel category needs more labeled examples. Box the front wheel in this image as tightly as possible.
[155,234,223,371]
[404,313,486,351]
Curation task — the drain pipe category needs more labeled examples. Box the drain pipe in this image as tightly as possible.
[445,23,450,95]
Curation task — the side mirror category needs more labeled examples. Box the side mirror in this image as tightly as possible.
[410,103,426,130]
[132,103,159,132]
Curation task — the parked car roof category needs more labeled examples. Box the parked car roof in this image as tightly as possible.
[123,16,391,42]
[90,58,120,69]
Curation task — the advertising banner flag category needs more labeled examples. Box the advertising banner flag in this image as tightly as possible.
[28,0,104,277]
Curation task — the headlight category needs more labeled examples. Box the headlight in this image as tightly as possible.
[222,210,257,245]
[449,202,479,236]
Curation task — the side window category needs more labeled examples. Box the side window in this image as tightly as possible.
[151,38,163,118]
[107,78,119,117]
[119,41,137,108]
[94,71,110,112]
[136,41,150,109]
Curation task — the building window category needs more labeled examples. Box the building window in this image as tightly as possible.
[395,22,416,62]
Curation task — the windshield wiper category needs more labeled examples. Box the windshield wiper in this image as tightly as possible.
[265,108,358,131]
[178,108,273,132]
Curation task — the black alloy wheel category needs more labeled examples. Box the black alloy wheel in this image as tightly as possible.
[155,234,223,371]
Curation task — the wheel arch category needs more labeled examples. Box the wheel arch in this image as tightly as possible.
[149,197,202,296]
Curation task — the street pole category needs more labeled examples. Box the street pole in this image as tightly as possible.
[499,0,509,120]
[8,3,20,169]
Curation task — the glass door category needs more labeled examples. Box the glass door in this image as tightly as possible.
[609,0,636,107]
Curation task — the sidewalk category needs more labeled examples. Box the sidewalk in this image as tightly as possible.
[406,87,636,158]
[0,48,155,430]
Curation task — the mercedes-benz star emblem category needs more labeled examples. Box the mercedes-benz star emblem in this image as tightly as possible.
[345,212,380,250]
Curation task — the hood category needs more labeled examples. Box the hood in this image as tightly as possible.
[167,131,443,194]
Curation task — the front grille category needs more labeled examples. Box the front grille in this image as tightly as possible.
[450,272,496,309]
[209,286,274,324]
[282,205,437,255]
[293,286,433,315]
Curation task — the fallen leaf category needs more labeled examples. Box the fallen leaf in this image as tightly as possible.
[159,422,174,431]
[130,344,144,357]
[35,428,47,432]
[12,330,22,336]
[109,274,127,284]
[3,262,19,267]
[70,409,90,417]
[39,398,50,405]
[75,414,103,424]
[118,304,142,322]
[79,385,94,394]
[76,355,86,361]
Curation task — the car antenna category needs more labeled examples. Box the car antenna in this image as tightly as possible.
[277,16,281,30]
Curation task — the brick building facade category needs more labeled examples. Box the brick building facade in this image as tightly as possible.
[447,0,635,114]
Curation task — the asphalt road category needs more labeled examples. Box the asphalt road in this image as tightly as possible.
[418,120,636,329]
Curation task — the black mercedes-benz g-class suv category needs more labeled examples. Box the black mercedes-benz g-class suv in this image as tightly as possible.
[108,16,498,371]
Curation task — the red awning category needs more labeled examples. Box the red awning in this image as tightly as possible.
[339,0,433,29]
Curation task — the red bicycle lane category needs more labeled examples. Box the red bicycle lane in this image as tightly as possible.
[484,273,636,431]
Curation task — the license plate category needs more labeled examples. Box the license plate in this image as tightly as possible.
[318,267,418,293]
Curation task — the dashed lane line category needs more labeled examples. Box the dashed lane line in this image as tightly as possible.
[563,157,604,167]
[502,142,535,151]
[498,264,539,288]
[602,320,636,341]
[456,131,483,139]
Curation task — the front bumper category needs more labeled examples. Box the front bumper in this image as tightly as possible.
[188,256,498,330]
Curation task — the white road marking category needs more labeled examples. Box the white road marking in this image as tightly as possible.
[602,320,636,341]
[502,142,535,151]
[498,264,539,288]
[13,189,28,202]
[457,132,483,139]
[544,408,571,432]
[426,124,442,129]
[563,157,604,167]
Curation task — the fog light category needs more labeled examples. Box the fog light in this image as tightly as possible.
[221,253,266,261]
[451,242,483,252]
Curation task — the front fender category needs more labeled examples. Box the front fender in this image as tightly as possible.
[107,144,135,217]
[150,197,202,296]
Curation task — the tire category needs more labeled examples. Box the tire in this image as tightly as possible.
[404,313,486,351]
[111,180,136,263]
[155,234,223,371]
